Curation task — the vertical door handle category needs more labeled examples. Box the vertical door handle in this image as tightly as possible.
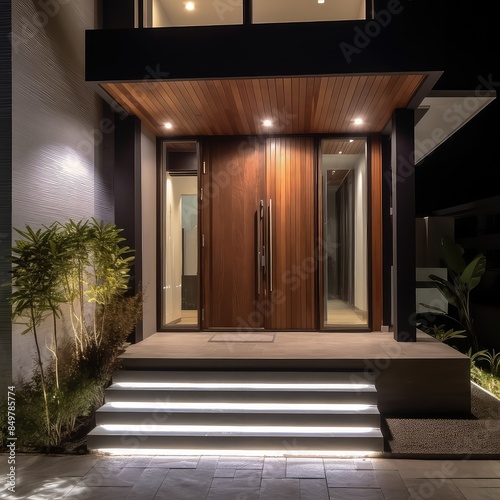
[268,199,273,292]
[256,200,263,295]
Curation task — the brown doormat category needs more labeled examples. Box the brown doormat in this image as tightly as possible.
[385,382,500,457]
[209,333,275,343]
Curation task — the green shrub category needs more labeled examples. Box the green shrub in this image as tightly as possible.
[6,218,142,451]
[471,365,500,400]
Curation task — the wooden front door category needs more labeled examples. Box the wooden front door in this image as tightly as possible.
[265,137,316,329]
[202,136,316,330]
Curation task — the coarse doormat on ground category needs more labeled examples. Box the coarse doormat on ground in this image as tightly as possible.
[209,333,276,343]
[385,382,500,457]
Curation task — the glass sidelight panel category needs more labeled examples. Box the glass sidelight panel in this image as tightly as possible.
[162,141,199,328]
[322,138,368,328]
[253,0,366,24]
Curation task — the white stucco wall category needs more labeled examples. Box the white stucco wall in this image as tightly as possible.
[11,0,101,381]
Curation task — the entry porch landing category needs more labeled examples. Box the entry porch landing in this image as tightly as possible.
[118,331,470,416]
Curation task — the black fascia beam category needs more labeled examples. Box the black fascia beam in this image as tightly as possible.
[85,20,444,82]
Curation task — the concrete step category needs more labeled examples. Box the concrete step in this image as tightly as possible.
[112,370,374,384]
[88,370,384,455]
[104,382,377,404]
[95,401,381,426]
[87,424,384,452]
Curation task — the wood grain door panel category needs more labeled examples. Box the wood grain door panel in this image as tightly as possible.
[202,138,266,329]
[202,136,317,330]
[265,137,317,330]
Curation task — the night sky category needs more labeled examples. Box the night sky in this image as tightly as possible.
[413,3,500,215]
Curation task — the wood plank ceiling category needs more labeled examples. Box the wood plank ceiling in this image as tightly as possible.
[102,74,427,137]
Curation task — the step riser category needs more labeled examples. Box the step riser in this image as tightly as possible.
[89,370,383,454]
[87,435,384,452]
[112,371,375,385]
[104,390,378,404]
[95,412,381,427]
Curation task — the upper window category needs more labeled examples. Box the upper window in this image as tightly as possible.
[253,0,366,24]
[152,0,243,27]
[150,0,366,28]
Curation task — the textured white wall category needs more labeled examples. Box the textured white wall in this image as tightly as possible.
[12,0,101,381]
[0,0,12,390]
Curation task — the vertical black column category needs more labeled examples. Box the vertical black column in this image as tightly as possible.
[137,0,144,28]
[391,109,416,342]
[0,0,12,389]
[243,0,253,25]
[114,115,143,342]
[381,135,392,328]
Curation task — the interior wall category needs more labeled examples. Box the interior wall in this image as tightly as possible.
[152,0,171,26]
[11,0,102,381]
[165,176,197,324]
[164,176,176,324]
[182,195,198,276]
[141,126,157,337]
[354,154,368,313]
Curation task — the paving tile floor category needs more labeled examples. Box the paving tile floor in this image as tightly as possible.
[2,454,500,499]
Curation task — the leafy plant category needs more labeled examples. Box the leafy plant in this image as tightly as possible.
[469,348,500,377]
[7,218,142,451]
[9,224,66,443]
[469,348,500,400]
[421,235,486,353]
[427,324,466,343]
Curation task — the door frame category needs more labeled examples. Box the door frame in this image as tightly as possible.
[157,134,381,333]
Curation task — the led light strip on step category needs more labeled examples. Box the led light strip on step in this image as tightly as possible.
[113,382,373,390]
[99,424,378,435]
[95,448,382,457]
[104,402,374,412]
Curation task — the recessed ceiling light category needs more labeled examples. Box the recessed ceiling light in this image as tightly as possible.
[353,118,363,125]
[262,119,273,127]
[185,2,195,11]
[318,0,325,4]
[164,122,173,129]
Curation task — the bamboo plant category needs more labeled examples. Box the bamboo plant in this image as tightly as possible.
[8,218,139,449]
